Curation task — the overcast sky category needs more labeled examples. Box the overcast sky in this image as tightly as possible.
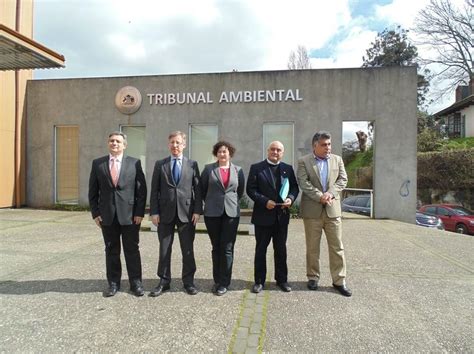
[33,0,466,114]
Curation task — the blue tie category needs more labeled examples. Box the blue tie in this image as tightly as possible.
[172,158,181,184]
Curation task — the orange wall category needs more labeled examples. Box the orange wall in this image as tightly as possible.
[0,0,33,207]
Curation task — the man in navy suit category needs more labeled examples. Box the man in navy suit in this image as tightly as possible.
[149,131,202,296]
[247,141,299,293]
[88,131,147,297]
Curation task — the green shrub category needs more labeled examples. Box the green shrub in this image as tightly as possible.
[239,195,250,209]
[417,128,443,152]
[289,202,300,218]
[417,149,474,189]
[345,147,373,188]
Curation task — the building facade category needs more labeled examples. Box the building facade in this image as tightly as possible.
[434,80,474,138]
[26,67,418,223]
[1,0,64,208]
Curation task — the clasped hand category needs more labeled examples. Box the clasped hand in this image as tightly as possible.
[320,192,334,206]
[266,198,292,210]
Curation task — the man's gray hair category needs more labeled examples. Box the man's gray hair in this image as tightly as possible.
[108,131,127,144]
[312,131,331,145]
[169,130,186,143]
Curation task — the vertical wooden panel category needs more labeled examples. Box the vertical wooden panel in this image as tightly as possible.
[55,126,79,204]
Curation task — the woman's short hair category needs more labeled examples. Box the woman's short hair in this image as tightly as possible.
[212,140,236,157]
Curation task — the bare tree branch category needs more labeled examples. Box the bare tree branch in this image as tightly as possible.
[413,0,473,101]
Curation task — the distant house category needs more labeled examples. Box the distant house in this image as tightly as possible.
[434,79,474,138]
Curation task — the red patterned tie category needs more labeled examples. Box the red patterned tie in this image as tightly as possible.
[110,158,119,186]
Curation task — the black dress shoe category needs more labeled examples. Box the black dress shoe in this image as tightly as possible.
[277,282,292,292]
[104,283,119,297]
[149,283,170,297]
[130,280,145,297]
[216,286,227,296]
[252,283,263,293]
[307,279,319,291]
[184,284,198,295]
[333,283,352,297]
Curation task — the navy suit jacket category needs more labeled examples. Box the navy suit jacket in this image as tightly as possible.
[88,155,147,226]
[150,156,203,223]
[246,160,299,226]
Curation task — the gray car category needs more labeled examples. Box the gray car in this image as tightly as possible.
[342,195,371,216]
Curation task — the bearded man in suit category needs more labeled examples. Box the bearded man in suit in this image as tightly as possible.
[149,131,202,296]
[297,131,352,297]
[88,131,147,297]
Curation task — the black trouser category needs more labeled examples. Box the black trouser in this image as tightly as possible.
[254,223,288,285]
[101,215,142,286]
[204,214,239,287]
[157,216,196,286]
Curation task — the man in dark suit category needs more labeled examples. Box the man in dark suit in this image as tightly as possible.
[247,141,299,293]
[88,131,147,297]
[149,131,202,296]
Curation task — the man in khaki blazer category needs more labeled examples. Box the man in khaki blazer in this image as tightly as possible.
[297,131,351,297]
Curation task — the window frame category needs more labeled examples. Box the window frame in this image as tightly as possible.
[188,123,219,168]
[262,122,295,166]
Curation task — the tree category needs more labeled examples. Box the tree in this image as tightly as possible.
[418,128,443,152]
[414,0,473,99]
[417,110,435,134]
[287,45,312,70]
[362,26,430,108]
[363,26,418,67]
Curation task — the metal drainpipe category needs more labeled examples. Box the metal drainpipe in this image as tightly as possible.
[14,0,22,208]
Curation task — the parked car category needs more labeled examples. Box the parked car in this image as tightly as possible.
[416,211,444,230]
[418,204,474,235]
[342,195,371,216]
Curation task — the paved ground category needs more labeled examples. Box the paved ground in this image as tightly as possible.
[0,209,472,352]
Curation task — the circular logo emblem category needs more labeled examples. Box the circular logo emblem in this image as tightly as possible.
[115,86,142,115]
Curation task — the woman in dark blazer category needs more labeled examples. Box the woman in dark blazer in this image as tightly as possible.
[201,141,245,296]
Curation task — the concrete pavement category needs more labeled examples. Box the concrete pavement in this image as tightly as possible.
[0,209,472,352]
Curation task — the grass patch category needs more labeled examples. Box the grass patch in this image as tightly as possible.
[440,137,474,150]
[50,204,90,212]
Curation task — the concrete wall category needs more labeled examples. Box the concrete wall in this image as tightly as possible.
[26,67,418,223]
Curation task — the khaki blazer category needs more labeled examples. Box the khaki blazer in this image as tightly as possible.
[297,153,347,218]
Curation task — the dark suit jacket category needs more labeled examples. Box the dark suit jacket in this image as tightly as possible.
[150,156,203,223]
[201,162,245,218]
[246,160,299,226]
[88,155,147,226]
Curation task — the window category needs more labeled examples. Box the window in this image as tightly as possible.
[55,126,79,204]
[447,113,462,138]
[189,124,218,170]
[121,126,146,175]
[263,123,294,165]
[344,196,357,206]
[425,206,436,214]
[355,196,370,207]
[438,207,451,216]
